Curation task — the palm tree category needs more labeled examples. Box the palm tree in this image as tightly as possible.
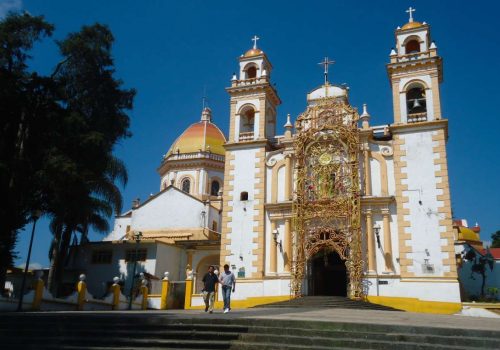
[47,155,127,296]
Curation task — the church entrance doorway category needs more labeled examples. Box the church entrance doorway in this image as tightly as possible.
[308,249,347,296]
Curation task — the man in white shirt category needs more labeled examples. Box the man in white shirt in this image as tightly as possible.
[219,264,236,313]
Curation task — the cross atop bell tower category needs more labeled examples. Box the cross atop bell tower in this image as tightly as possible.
[406,6,416,22]
[251,35,260,49]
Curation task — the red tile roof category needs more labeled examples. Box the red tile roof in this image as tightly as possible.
[481,248,500,260]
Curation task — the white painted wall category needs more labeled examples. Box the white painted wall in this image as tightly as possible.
[400,131,446,276]
[154,244,183,282]
[277,166,285,202]
[131,188,206,230]
[104,215,131,241]
[225,148,260,277]
[370,158,382,197]
[365,276,461,303]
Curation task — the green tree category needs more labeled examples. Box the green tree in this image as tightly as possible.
[44,24,134,295]
[0,13,135,295]
[491,231,500,248]
[0,13,54,292]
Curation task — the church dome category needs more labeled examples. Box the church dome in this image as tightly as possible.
[167,108,226,156]
[401,21,424,30]
[307,84,347,103]
[244,48,264,57]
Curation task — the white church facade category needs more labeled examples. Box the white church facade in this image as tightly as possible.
[75,9,462,313]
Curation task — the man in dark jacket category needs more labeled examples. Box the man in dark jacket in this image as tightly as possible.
[201,265,218,313]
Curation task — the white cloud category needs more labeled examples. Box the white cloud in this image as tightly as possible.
[0,0,23,19]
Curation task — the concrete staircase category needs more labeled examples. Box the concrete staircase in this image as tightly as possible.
[0,312,498,349]
[253,295,398,311]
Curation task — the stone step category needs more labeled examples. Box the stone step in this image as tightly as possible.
[1,313,498,350]
[0,324,494,348]
[1,337,233,349]
[253,296,397,311]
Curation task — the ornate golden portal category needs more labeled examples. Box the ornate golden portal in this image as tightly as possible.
[292,98,363,299]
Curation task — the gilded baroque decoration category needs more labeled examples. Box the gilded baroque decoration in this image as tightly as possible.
[292,98,363,299]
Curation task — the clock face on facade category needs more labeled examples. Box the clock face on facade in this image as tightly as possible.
[318,152,332,165]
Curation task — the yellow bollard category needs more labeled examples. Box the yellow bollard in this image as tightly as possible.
[77,274,87,311]
[141,280,148,310]
[32,275,44,311]
[111,277,121,310]
[184,269,193,309]
[160,272,170,310]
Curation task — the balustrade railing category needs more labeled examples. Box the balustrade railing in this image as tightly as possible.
[407,112,427,123]
[239,131,254,141]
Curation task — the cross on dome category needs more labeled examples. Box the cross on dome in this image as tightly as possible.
[251,35,260,49]
[318,57,335,85]
[406,6,416,22]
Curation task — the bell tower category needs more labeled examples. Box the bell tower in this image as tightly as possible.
[220,36,281,279]
[387,7,443,124]
[227,35,280,142]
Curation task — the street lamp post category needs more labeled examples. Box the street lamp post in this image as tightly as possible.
[373,223,381,249]
[17,210,42,312]
[128,231,143,310]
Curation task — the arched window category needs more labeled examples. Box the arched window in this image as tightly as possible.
[181,178,191,193]
[210,180,220,196]
[246,66,257,79]
[406,86,426,115]
[239,107,255,133]
[405,40,420,54]
[240,191,248,201]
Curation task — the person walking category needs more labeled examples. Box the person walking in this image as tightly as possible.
[201,265,218,313]
[219,264,236,313]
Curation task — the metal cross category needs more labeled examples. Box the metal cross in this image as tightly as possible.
[406,7,416,22]
[251,35,260,49]
[318,57,335,85]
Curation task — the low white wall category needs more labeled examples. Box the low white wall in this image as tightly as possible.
[364,277,461,303]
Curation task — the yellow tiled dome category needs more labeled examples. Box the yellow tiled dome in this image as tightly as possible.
[244,48,264,57]
[401,21,424,30]
[168,108,226,156]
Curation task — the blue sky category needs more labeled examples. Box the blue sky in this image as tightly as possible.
[5,0,499,267]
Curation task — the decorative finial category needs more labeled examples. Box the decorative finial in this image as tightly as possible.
[231,72,237,81]
[201,106,212,122]
[251,35,260,49]
[284,113,293,128]
[202,85,208,110]
[360,103,371,129]
[318,57,335,85]
[406,6,416,23]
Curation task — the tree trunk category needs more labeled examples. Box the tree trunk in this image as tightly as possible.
[47,226,62,295]
[55,226,73,296]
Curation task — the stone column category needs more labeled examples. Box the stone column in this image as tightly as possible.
[366,210,376,274]
[284,218,292,272]
[382,210,394,273]
[363,145,372,196]
[270,221,277,273]
[285,155,292,200]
